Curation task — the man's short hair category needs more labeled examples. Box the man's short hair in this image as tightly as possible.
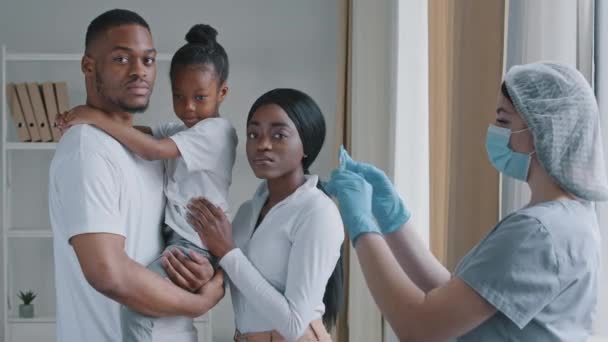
[85,9,150,52]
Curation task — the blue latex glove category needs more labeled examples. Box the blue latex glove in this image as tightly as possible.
[325,168,381,246]
[339,146,411,234]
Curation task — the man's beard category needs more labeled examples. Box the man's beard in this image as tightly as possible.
[95,71,149,114]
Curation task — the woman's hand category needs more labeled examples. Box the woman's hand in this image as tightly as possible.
[187,198,236,259]
[55,105,105,132]
[161,248,215,292]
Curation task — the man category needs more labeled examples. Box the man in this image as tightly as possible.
[49,9,224,341]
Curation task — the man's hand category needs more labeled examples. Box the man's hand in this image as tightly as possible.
[193,269,225,317]
[197,268,225,297]
[162,248,215,292]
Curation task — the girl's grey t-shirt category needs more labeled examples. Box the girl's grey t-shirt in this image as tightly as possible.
[456,199,601,342]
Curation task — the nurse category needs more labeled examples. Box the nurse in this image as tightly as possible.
[326,62,608,341]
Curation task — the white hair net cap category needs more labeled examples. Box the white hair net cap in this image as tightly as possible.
[504,62,608,201]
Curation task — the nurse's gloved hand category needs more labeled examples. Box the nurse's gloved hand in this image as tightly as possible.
[325,168,381,246]
[339,146,411,234]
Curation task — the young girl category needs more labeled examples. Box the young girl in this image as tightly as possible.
[186,88,344,341]
[59,24,237,342]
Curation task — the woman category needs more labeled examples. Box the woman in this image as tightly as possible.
[186,88,344,342]
[326,62,608,341]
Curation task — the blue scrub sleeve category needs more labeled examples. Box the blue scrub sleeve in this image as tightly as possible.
[455,214,561,329]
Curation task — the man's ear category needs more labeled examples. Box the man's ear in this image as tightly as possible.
[81,55,95,75]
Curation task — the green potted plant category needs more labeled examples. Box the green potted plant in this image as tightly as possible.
[17,290,37,318]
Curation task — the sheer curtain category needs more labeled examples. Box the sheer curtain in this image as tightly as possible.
[505,0,607,338]
[593,0,608,337]
[346,0,397,341]
[501,0,590,216]
[345,1,430,341]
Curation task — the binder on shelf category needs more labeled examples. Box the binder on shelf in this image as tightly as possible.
[54,82,70,114]
[40,82,61,142]
[27,82,53,142]
[14,83,41,141]
[6,83,32,142]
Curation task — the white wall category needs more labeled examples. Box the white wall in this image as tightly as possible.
[0,1,339,341]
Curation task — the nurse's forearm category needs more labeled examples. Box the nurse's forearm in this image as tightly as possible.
[355,233,427,340]
[384,223,450,292]
[102,257,217,317]
[356,233,496,341]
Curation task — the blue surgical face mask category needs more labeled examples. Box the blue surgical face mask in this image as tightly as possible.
[485,124,535,181]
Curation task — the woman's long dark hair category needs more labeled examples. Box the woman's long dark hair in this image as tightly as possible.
[247,88,344,328]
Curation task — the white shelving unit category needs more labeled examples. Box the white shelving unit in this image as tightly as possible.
[2,45,64,342]
[1,45,211,341]
[5,143,58,151]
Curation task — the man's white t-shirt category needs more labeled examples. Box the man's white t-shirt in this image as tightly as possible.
[49,125,195,342]
[153,117,237,248]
